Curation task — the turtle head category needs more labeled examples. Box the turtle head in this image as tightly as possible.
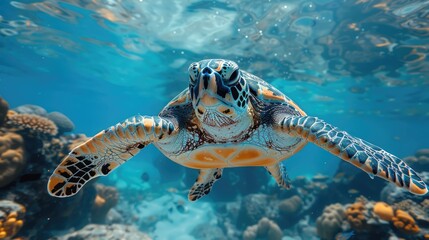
[188,59,252,138]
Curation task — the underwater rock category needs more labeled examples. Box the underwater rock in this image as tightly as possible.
[47,111,75,134]
[332,161,387,201]
[316,203,345,240]
[0,131,26,188]
[14,104,48,117]
[50,224,152,240]
[6,112,58,137]
[91,184,119,224]
[0,200,25,239]
[404,148,429,172]
[0,97,9,127]
[380,172,429,205]
[243,217,282,240]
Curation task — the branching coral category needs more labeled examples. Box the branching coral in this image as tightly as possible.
[278,195,302,216]
[243,217,282,240]
[0,98,9,127]
[373,202,394,221]
[6,111,58,137]
[91,184,119,223]
[391,209,420,234]
[0,132,26,187]
[316,203,345,240]
[0,200,25,239]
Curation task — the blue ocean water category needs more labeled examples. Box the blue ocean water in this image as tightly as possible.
[1,0,429,239]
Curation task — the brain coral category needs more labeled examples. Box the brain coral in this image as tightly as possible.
[6,112,58,137]
[0,131,26,187]
[47,111,74,134]
[0,97,9,127]
[243,217,282,240]
[278,195,303,216]
[0,200,26,239]
[316,203,345,240]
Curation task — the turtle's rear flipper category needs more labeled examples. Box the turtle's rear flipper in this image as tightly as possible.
[48,115,176,197]
[279,116,428,195]
[265,163,291,189]
[188,168,223,201]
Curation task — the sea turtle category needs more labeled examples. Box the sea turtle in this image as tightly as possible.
[47,59,428,200]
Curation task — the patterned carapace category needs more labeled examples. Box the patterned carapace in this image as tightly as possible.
[48,59,428,201]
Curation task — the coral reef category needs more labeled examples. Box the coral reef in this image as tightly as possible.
[47,111,74,134]
[316,203,345,240]
[373,202,394,221]
[392,209,420,234]
[393,199,429,227]
[0,98,8,127]
[0,131,26,188]
[237,194,278,228]
[51,224,152,240]
[243,217,282,240]
[91,184,119,224]
[0,200,25,239]
[6,112,58,137]
[345,200,366,231]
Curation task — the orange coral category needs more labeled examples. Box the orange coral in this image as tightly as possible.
[91,184,119,223]
[0,132,26,187]
[6,112,58,137]
[0,200,26,239]
[373,202,394,221]
[346,201,366,230]
[392,209,420,234]
[0,98,9,127]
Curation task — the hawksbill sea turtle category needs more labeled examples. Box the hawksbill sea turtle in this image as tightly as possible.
[47,59,428,201]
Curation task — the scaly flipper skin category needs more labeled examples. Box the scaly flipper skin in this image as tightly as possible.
[188,168,223,201]
[47,115,176,197]
[278,116,428,195]
[265,163,291,189]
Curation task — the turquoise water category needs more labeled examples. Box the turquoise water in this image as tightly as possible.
[1,0,429,239]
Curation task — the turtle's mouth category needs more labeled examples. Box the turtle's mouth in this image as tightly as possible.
[202,110,237,127]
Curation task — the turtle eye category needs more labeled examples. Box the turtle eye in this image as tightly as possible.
[227,69,240,85]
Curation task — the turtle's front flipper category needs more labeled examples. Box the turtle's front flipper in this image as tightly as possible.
[188,168,223,201]
[48,115,177,197]
[278,116,428,195]
[266,163,291,189]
